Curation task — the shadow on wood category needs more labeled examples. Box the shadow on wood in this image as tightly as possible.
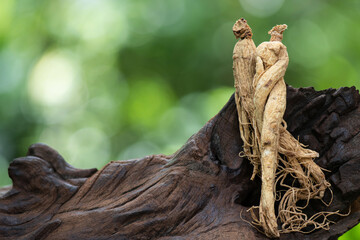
[1,86,360,239]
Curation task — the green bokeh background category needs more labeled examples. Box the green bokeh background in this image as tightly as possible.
[0,0,359,238]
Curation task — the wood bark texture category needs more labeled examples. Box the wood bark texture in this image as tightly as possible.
[1,85,360,240]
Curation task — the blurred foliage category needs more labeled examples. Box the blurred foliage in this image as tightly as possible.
[0,0,359,238]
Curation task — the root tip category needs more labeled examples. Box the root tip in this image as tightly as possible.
[233,18,253,40]
[268,24,288,42]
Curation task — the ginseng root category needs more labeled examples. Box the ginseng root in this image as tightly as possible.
[232,18,260,180]
[233,19,341,238]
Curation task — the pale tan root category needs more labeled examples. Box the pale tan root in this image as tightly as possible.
[276,157,336,233]
[252,41,288,237]
[232,19,260,179]
[258,80,286,238]
[233,20,341,238]
[253,51,288,131]
[278,129,329,199]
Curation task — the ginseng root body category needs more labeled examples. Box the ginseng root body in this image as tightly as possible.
[232,18,260,181]
[254,27,289,238]
[233,19,335,238]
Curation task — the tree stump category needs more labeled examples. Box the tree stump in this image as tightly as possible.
[1,85,360,240]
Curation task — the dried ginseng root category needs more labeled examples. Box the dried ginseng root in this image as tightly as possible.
[252,24,289,238]
[233,19,342,238]
[232,18,261,181]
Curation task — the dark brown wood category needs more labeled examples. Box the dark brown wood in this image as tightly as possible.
[1,85,360,240]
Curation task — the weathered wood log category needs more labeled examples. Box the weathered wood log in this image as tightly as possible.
[1,85,360,240]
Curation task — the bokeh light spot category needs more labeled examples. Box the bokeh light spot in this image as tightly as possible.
[28,50,80,107]
[0,0,13,35]
[205,87,234,119]
[126,79,175,129]
[287,19,330,68]
[239,0,285,18]
[67,127,110,168]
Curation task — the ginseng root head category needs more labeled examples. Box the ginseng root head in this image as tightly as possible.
[268,24,288,42]
[233,18,253,40]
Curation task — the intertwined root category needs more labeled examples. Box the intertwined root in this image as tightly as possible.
[233,19,342,238]
[247,115,331,237]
